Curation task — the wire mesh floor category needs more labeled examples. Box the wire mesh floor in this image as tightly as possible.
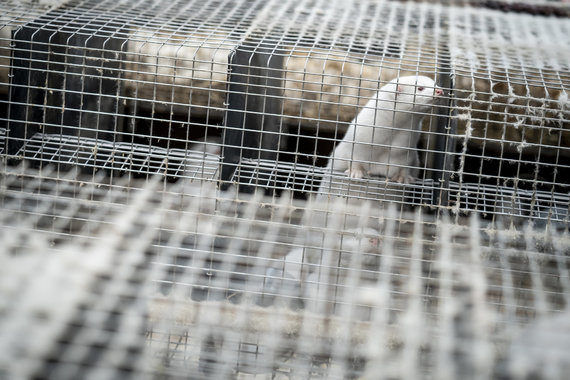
[1,164,569,379]
[8,131,570,225]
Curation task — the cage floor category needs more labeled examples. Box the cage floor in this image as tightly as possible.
[8,131,570,225]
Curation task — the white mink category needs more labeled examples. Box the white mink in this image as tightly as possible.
[258,228,381,307]
[333,227,382,269]
[282,227,380,278]
[327,76,444,183]
[303,228,381,304]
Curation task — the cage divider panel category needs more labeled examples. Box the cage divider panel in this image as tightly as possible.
[431,56,457,209]
[7,25,48,156]
[7,11,127,158]
[220,41,285,193]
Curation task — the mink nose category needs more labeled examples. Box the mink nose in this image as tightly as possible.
[435,88,443,96]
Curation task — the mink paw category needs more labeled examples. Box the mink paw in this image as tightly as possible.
[345,168,366,179]
[390,172,415,184]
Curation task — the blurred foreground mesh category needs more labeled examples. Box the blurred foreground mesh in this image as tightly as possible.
[1,164,569,379]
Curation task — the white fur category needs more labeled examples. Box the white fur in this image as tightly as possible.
[261,228,381,308]
[336,227,381,268]
[276,227,381,279]
[327,76,443,183]
[303,228,381,310]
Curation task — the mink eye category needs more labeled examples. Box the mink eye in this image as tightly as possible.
[417,86,424,91]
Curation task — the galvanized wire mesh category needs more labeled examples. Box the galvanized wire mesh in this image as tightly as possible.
[1,164,570,379]
[1,0,569,223]
[1,0,570,378]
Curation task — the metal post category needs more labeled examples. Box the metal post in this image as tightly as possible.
[220,39,285,193]
[432,50,457,209]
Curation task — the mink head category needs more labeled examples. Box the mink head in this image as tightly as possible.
[389,75,444,112]
[341,228,381,253]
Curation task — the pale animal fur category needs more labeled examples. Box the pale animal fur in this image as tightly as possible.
[327,76,443,183]
[258,228,381,310]
[272,227,381,282]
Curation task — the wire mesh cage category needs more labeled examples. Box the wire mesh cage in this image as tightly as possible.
[1,164,570,379]
[1,0,569,222]
[1,0,570,379]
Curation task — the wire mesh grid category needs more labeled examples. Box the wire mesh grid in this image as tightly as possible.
[0,127,6,154]
[14,132,220,180]
[1,1,570,377]
[1,0,569,224]
[1,163,570,379]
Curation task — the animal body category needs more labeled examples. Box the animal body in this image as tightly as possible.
[258,228,381,308]
[326,76,444,183]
